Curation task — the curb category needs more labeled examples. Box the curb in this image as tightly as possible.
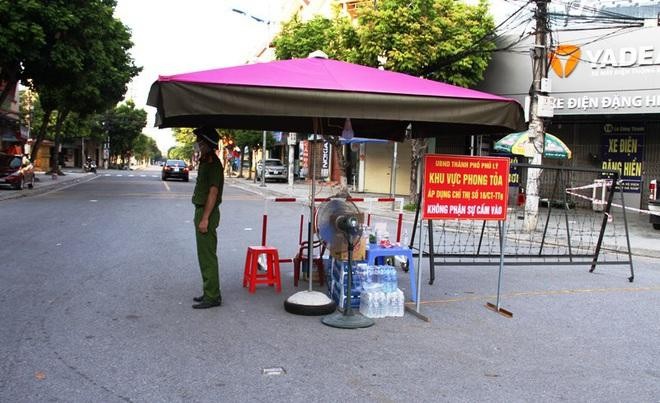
[0,173,98,202]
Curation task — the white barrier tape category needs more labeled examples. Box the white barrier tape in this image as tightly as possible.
[565,179,639,192]
[565,189,660,216]
[566,181,611,191]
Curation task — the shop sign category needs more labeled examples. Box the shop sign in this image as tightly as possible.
[479,27,660,116]
[600,125,645,193]
[422,154,510,221]
[553,93,660,114]
[321,141,330,177]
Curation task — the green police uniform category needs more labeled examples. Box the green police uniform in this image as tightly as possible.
[192,154,224,302]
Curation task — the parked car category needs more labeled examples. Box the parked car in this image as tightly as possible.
[161,159,189,181]
[256,159,287,182]
[0,153,35,190]
[649,179,660,230]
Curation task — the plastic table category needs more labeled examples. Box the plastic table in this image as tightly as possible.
[365,245,417,301]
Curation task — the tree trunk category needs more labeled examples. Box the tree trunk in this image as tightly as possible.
[409,138,428,206]
[247,149,253,180]
[50,110,69,175]
[238,150,245,178]
[326,135,349,193]
[30,108,54,163]
[0,73,18,108]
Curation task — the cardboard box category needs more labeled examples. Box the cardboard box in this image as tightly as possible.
[329,237,366,261]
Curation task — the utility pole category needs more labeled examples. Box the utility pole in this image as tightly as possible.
[523,0,550,231]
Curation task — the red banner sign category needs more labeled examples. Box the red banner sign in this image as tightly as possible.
[422,154,510,221]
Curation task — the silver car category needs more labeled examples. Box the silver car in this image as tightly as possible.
[256,159,287,182]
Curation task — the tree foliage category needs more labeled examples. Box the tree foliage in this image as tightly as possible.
[273,12,358,61]
[357,0,495,86]
[0,0,139,106]
[169,128,195,162]
[2,0,140,166]
[271,0,496,199]
[132,134,161,162]
[232,130,275,178]
[103,100,147,163]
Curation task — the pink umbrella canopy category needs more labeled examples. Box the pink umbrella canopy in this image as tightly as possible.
[148,58,525,140]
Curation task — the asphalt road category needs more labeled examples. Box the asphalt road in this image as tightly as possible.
[1,167,658,402]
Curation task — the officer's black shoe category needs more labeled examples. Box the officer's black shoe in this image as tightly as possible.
[193,295,204,302]
[192,298,221,309]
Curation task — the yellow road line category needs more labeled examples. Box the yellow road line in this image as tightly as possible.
[407,286,660,306]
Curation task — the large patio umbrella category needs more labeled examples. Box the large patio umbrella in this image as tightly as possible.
[147,57,525,326]
[493,130,572,159]
[147,57,524,140]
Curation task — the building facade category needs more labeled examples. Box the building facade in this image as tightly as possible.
[478,24,660,209]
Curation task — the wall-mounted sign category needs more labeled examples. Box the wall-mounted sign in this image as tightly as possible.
[479,27,660,115]
[422,154,510,221]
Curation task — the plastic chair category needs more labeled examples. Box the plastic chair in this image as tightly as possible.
[293,240,326,287]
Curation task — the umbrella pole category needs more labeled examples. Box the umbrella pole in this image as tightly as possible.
[283,118,336,316]
[308,121,317,292]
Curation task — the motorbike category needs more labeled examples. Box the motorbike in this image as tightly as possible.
[84,159,97,174]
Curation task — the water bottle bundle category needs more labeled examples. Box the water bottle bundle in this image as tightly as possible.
[330,261,405,317]
[356,263,405,318]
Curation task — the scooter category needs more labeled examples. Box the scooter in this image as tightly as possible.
[84,159,97,174]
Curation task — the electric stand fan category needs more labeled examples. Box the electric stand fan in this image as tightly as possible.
[317,199,374,329]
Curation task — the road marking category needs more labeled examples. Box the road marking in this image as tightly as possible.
[140,175,146,177]
[104,174,111,177]
[408,286,660,306]
[163,180,171,192]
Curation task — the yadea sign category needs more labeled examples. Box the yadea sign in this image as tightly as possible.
[550,44,660,78]
[587,46,660,69]
[422,154,510,221]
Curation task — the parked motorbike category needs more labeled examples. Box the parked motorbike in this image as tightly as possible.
[84,159,97,174]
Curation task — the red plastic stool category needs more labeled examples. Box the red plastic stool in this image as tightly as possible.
[243,246,282,293]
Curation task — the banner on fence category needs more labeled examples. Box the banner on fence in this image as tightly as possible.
[600,125,644,193]
[422,154,510,221]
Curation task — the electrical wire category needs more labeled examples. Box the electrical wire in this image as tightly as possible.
[419,0,535,75]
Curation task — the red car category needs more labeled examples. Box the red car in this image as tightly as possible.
[0,153,35,190]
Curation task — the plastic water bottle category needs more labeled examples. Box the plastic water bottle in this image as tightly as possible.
[389,292,397,317]
[378,292,386,318]
[385,266,395,293]
[390,266,398,292]
[395,289,405,317]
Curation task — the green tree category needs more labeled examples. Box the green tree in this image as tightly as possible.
[132,134,161,163]
[273,11,358,61]
[103,100,147,166]
[232,130,275,179]
[272,0,496,200]
[1,0,139,165]
[169,128,195,163]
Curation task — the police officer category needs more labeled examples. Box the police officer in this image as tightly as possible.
[191,127,224,309]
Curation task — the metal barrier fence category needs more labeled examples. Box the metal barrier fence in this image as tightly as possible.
[410,164,635,284]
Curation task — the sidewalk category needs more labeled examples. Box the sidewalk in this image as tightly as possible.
[227,175,660,259]
[0,169,98,202]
